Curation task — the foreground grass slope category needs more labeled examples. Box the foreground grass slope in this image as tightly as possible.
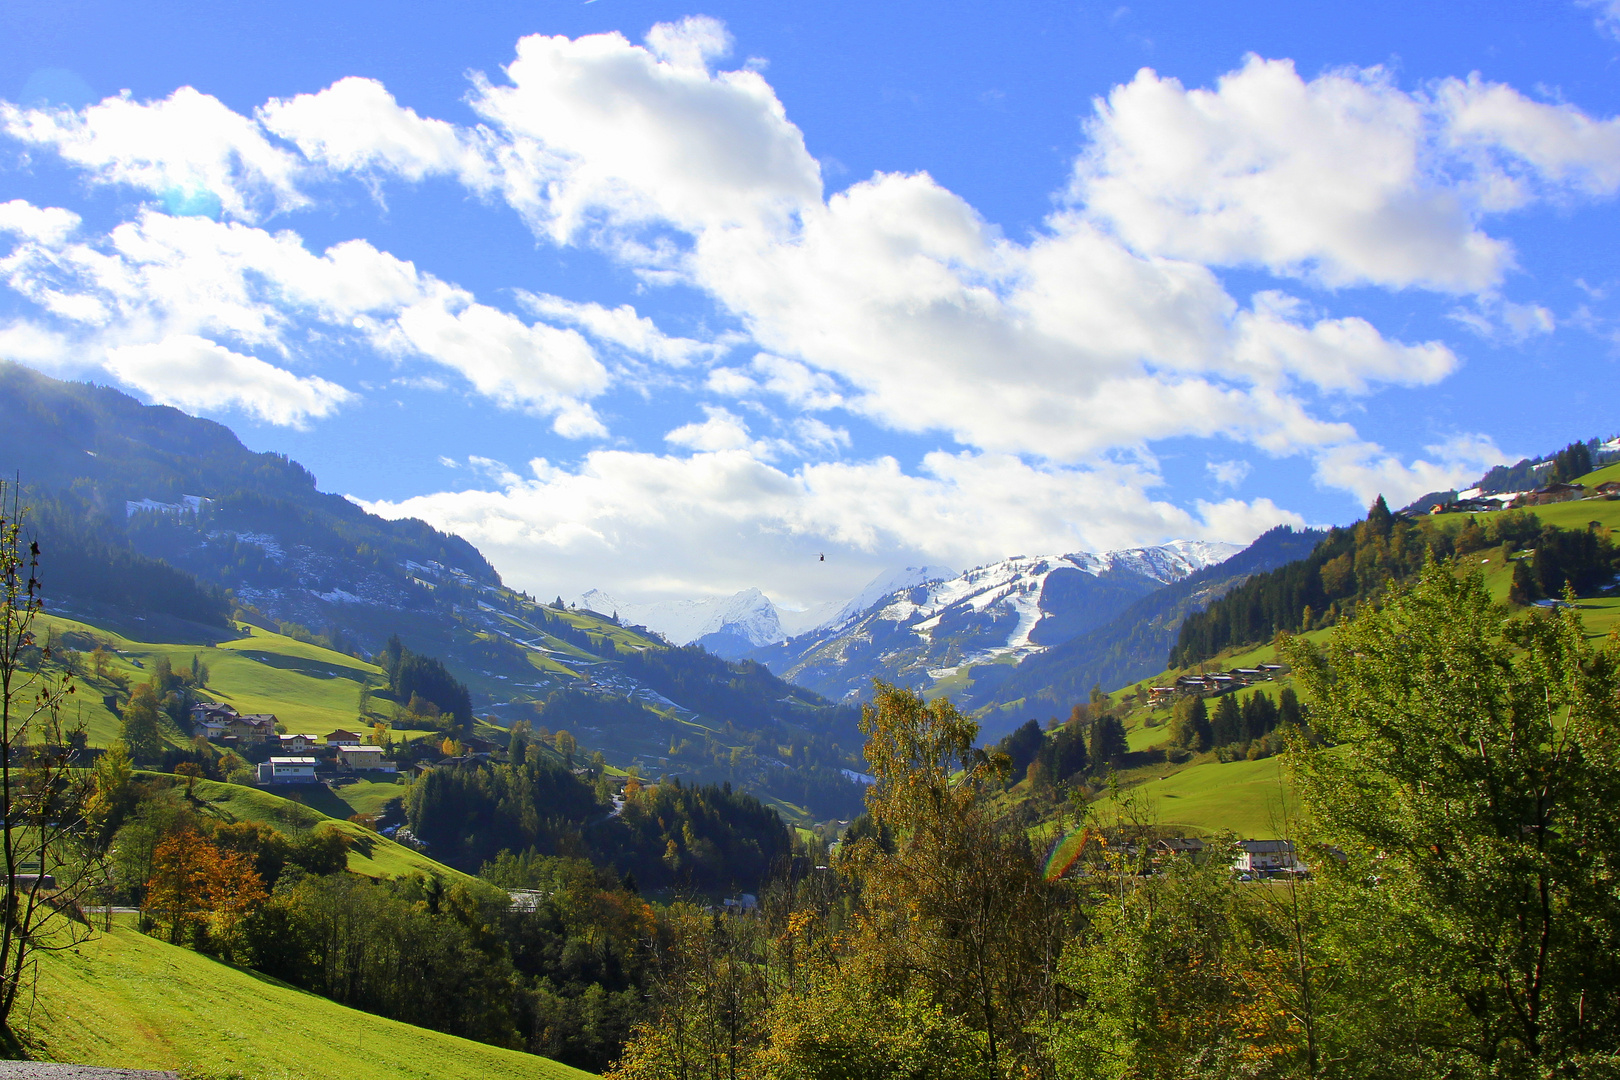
[16,922,594,1080]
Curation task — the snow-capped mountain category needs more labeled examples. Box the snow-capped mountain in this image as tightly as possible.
[746,540,1239,706]
[575,587,787,659]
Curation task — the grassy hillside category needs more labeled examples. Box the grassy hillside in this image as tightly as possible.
[15,922,593,1080]
[179,776,475,885]
[1059,498,1620,839]
[36,611,382,748]
[1090,757,1292,838]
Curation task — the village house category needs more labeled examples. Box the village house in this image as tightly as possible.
[276,732,317,753]
[325,729,362,746]
[256,756,318,784]
[224,714,277,743]
[1234,839,1305,876]
[1154,837,1206,858]
[334,744,396,773]
[195,718,229,740]
[191,702,237,725]
[1513,483,1586,507]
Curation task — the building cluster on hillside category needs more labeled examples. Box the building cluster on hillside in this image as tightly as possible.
[190,703,398,784]
[1147,663,1285,706]
[1427,479,1620,516]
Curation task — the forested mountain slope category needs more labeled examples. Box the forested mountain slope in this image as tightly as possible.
[1,365,867,819]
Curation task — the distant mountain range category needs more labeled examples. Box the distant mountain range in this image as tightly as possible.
[743,542,1238,713]
[573,564,959,658]
[0,361,1403,783]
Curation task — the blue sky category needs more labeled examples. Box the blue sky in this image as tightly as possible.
[2,0,1618,608]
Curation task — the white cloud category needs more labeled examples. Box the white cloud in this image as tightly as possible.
[466,26,822,240]
[1312,433,1508,507]
[1206,459,1252,488]
[1233,291,1457,392]
[1,88,305,220]
[1073,57,1510,291]
[1437,74,1620,199]
[104,334,352,427]
[2,32,1599,563]
[665,405,757,451]
[1448,295,1556,342]
[356,445,1302,604]
[517,291,719,365]
[0,204,610,429]
[0,199,80,245]
[792,417,850,455]
[746,353,845,410]
[0,320,71,366]
[258,76,491,186]
[644,16,733,73]
[383,286,608,431]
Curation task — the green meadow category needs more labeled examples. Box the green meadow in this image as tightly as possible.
[178,776,475,885]
[16,921,593,1080]
[36,612,382,749]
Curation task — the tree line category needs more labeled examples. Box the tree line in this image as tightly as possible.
[1171,497,1617,669]
[403,751,794,892]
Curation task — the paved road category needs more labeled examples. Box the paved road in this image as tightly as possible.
[0,1064,177,1079]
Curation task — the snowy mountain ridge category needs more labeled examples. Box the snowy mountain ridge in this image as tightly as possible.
[575,587,787,655]
[745,539,1241,709]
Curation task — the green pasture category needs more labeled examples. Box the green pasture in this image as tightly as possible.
[328,777,410,817]
[1091,756,1293,838]
[33,613,381,747]
[17,922,593,1080]
[1578,460,1620,488]
[182,776,474,885]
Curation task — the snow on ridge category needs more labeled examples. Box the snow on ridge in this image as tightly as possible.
[825,565,957,632]
[850,540,1242,666]
[574,587,786,648]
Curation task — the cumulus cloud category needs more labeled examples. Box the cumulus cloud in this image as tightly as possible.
[0,202,609,428]
[0,199,80,245]
[466,24,822,241]
[2,27,1607,595]
[1313,433,1509,507]
[665,405,758,451]
[356,445,1303,604]
[104,334,352,426]
[1073,57,1511,291]
[1,88,305,220]
[382,286,608,430]
[258,77,491,186]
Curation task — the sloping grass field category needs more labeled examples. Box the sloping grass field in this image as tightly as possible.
[15,921,594,1080]
[34,612,382,749]
[180,776,474,885]
[1090,756,1293,838]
